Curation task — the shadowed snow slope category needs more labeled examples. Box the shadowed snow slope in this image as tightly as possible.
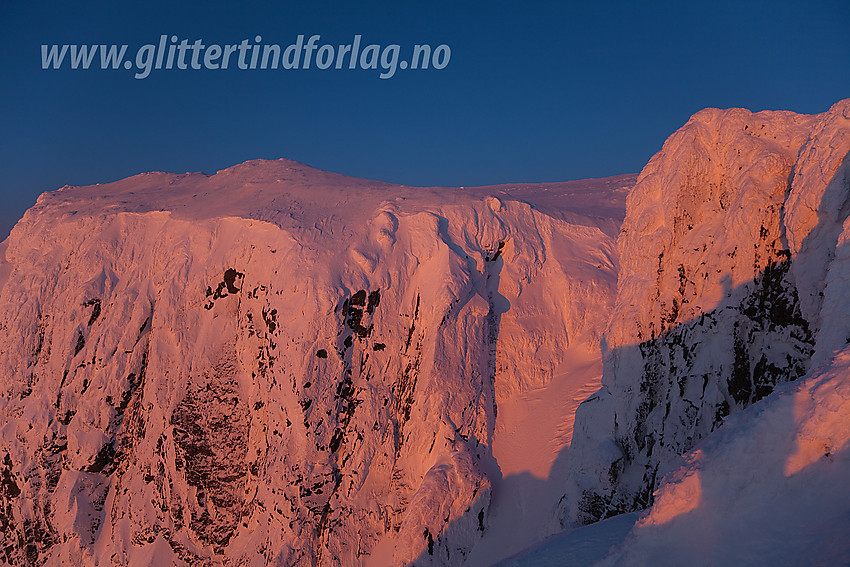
[507,343,850,566]
[0,161,633,566]
[599,347,850,566]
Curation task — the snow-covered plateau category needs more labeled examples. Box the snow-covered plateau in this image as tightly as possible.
[1,98,849,566]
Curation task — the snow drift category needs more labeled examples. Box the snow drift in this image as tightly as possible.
[599,345,850,566]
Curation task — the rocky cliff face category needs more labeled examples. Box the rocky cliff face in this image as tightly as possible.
[0,161,631,566]
[565,100,850,525]
[4,100,847,566]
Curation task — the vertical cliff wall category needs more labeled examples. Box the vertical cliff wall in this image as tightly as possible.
[0,164,631,566]
[566,99,850,525]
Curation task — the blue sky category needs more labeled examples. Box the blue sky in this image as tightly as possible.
[1,0,849,239]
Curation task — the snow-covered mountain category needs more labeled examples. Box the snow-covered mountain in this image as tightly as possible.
[0,160,632,566]
[495,99,850,566]
[535,99,850,565]
[563,98,850,528]
[2,98,849,567]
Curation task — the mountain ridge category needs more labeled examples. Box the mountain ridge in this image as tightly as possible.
[1,99,849,566]
[0,158,631,565]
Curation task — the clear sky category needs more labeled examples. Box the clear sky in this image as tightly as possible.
[1,0,849,239]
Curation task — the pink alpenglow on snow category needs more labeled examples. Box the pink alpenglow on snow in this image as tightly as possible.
[0,159,632,566]
[1,99,849,567]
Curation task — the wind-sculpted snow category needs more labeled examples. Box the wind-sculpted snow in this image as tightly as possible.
[596,346,850,566]
[0,161,632,566]
[565,99,850,527]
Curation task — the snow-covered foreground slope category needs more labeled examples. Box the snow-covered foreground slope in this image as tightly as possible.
[599,346,850,566]
[0,160,633,566]
[496,513,640,567]
[505,344,850,566]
